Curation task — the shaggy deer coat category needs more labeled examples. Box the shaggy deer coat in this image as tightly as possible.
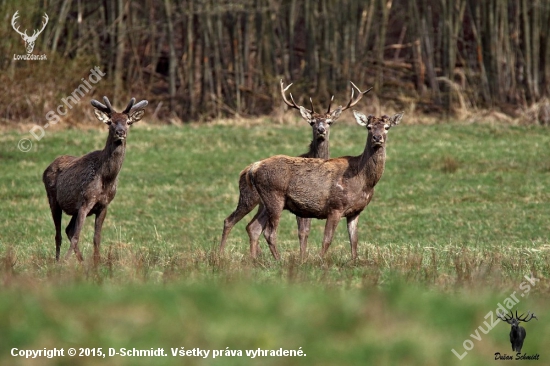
[43,97,147,262]
[247,111,402,260]
[220,80,369,258]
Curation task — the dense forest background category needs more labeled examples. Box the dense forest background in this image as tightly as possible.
[2,0,550,124]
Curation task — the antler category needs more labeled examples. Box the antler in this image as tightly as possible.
[11,12,48,40]
[131,100,148,111]
[340,81,372,112]
[11,11,27,38]
[91,96,114,115]
[280,79,314,114]
[123,98,136,114]
[28,13,49,41]
[517,310,538,323]
[497,310,515,324]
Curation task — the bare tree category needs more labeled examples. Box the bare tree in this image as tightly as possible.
[244,110,402,260]
[43,97,148,263]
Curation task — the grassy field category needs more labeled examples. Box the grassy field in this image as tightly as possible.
[1,118,549,365]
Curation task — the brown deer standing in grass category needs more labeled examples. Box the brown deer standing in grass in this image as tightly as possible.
[219,80,370,258]
[246,110,403,260]
[43,97,148,263]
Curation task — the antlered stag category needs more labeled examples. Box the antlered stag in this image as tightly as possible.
[497,310,537,353]
[247,110,403,260]
[43,97,148,263]
[220,80,370,258]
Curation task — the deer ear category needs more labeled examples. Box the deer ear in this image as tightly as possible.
[330,106,343,121]
[128,109,145,125]
[353,110,369,126]
[390,112,404,126]
[299,106,312,122]
[93,109,111,124]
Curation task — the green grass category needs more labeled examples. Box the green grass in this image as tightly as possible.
[0,120,549,365]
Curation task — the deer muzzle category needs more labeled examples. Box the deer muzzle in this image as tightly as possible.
[115,129,127,140]
[372,134,384,145]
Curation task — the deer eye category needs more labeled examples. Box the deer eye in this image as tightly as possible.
[366,124,372,130]
[384,124,390,130]
[326,119,333,125]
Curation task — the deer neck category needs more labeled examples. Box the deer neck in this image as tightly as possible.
[359,137,387,186]
[304,136,330,159]
[100,132,127,181]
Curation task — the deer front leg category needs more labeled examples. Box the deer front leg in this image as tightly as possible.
[320,213,342,257]
[346,213,360,260]
[64,206,90,262]
[93,208,108,265]
[297,216,311,259]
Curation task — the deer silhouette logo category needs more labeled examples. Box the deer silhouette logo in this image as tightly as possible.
[11,11,48,54]
[497,310,538,353]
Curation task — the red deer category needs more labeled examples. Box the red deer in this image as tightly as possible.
[43,97,148,263]
[220,80,370,258]
[246,110,403,260]
[497,310,537,353]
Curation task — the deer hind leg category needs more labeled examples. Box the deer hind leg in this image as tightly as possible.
[220,195,258,252]
[296,217,311,259]
[261,200,285,260]
[49,203,63,261]
[220,185,260,253]
[246,204,267,258]
[93,208,108,265]
[320,213,342,258]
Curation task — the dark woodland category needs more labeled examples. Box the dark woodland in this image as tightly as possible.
[2,0,550,123]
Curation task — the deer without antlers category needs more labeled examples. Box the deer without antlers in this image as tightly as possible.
[220,80,370,258]
[497,310,538,353]
[43,97,148,263]
[11,11,48,53]
[246,110,402,260]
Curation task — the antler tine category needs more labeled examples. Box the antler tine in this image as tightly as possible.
[280,79,300,110]
[11,11,26,37]
[123,98,136,114]
[37,13,48,33]
[309,98,315,114]
[517,310,538,322]
[90,99,111,114]
[28,13,48,40]
[280,79,314,114]
[326,95,335,113]
[497,309,513,323]
[341,81,373,112]
[102,96,113,113]
[131,100,149,111]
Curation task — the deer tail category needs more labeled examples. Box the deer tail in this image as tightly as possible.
[245,161,261,190]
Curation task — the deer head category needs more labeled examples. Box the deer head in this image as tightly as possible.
[91,97,148,141]
[280,79,371,143]
[11,11,49,54]
[353,111,403,147]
